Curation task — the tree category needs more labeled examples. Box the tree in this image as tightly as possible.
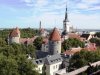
[95,32,100,38]
[89,38,100,46]
[69,50,100,70]
[0,28,40,75]
[33,37,43,50]
[62,38,85,51]
[0,43,39,75]
[0,38,7,47]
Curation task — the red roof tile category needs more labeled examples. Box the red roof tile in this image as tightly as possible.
[84,43,96,51]
[9,27,20,37]
[19,36,38,44]
[42,38,48,44]
[49,28,61,41]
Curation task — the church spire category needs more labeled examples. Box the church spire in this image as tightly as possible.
[39,21,41,29]
[65,4,69,22]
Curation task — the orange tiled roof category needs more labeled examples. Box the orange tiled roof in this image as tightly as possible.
[42,38,48,44]
[49,28,61,41]
[68,33,80,39]
[19,36,38,44]
[9,27,20,37]
[84,43,97,51]
[64,48,82,55]
[68,33,85,41]
[40,28,45,33]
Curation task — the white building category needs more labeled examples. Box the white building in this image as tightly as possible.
[33,58,44,74]
[45,54,63,75]
[33,54,63,75]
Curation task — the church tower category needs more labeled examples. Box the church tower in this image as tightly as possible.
[62,4,73,34]
[49,28,61,55]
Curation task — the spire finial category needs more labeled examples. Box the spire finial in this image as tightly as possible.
[39,21,41,29]
[66,4,67,12]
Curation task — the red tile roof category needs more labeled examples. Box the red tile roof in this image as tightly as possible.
[42,38,48,44]
[68,33,80,39]
[84,43,96,51]
[40,28,45,33]
[9,27,20,37]
[64,48,82,55]
[63,44,97,55]
[49,28,61,41]
[19,36,38,44]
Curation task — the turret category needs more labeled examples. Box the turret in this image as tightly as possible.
[49,28,61,55]
[8,27,20,44]
[39,21,48,37]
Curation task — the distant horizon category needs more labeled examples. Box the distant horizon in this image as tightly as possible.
[0,0,100,29]
[0,27,100,30]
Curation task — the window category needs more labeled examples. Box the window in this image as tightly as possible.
[52,41,54,44]
[56,65,57,68]
[39,60,42,63]
[46,46,48,48]
[39,68,40,71]
[36,61,38,64]
[53,66,55,69]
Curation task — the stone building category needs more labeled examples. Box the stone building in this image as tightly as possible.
[49,28,61,55]
[8,27,20,44]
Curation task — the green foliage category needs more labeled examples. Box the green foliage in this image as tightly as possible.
[90,38,100,46]
[0,28,40,75]
[0,28,39,38]
[0,38,7,47]
[20,28,39,38]
[62,38,85,51]
[0,29,10,38]
[0,39,39,75]
[33,37,43,50]
[41,64,46,75]
[69,50,100,70]
[95,32,100,38]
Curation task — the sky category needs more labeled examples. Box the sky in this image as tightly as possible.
[0,0,100,29]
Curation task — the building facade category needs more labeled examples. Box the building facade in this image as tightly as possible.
[49,28,61,55]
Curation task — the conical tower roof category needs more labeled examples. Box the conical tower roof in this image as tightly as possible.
[9,27,20,37]
[49,28,61,41]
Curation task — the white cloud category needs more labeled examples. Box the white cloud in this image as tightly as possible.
[69,13,100,29]
[36,0,48,7]
[21,0,33,3]
[77,3,89,9]
[3,0,100,29]
[82,0,100,4]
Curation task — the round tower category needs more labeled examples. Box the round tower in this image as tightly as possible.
[9,27,20,44]
[49,28,61,55]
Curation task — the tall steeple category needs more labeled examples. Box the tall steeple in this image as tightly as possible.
[65,5,69,22]
[62,3,74,35]
[62,4,69,35]
[39,21,41,30]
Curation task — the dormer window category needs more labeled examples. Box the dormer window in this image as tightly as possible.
[36,61,38,64]
[39,60,42,63]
